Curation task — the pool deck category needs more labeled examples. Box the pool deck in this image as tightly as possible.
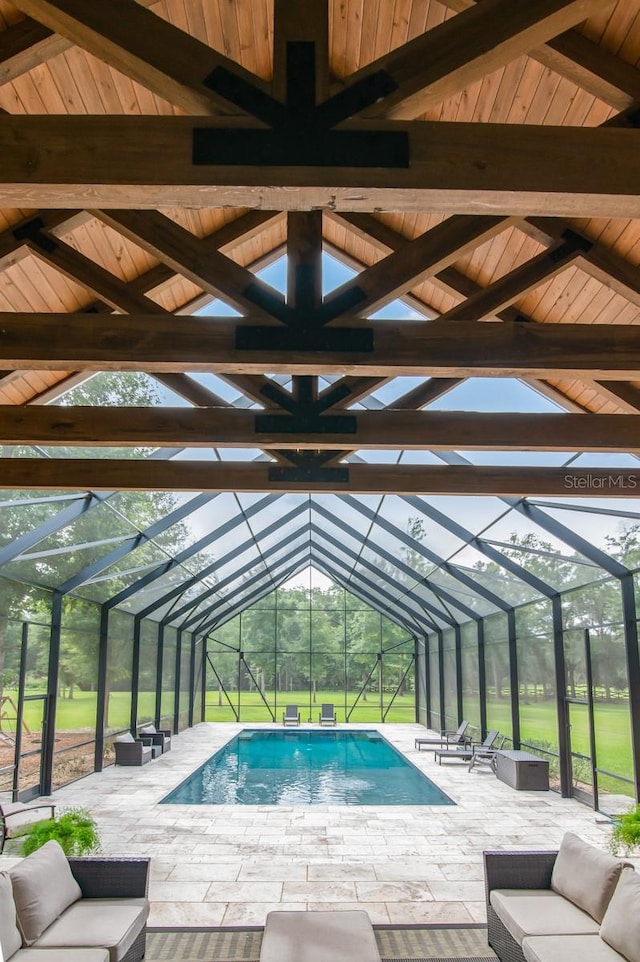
[28,722,625,927]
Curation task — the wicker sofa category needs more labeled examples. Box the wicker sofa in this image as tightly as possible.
[484,833,639,962]
[0,840,150,962]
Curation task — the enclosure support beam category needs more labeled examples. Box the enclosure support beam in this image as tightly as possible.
[188,632,196,729]
[478,620,487,740]
[155,623,164,729]
[173,630,182,736]
[437,630,445,732]
[552,596,571,798]
[130,615,142,735]
[455,625,463,727]
[507,609,520,750]
[621,575,640,803]
[93,604,109,777]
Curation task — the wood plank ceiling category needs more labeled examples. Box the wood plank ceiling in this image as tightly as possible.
[0,0,639,494]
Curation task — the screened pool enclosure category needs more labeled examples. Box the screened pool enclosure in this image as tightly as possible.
[1,420,639,815]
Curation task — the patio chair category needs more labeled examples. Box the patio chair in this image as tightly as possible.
[0,797,56,853]
[138,723,172,754]
[283,705,300,726]
[319,703,337,726]
[114,733,153,766]
[433,729,500,765]
[414,720,470,750]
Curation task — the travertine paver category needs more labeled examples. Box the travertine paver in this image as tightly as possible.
[32,721,616,927]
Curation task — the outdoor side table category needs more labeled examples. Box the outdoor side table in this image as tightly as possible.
[494,750,549,791]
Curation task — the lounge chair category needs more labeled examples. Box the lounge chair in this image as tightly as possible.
[319,703,337,726]
[468,734,506,772]
[415,720,470,750]
[433,729,500,765]
[283,705,300,726]
[0,797,56,853]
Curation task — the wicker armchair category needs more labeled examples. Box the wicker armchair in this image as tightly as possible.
[483,849,558,962]
[67,855,150,962]
[114,738,152,766]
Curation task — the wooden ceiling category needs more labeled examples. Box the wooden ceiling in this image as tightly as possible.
[1,0,640,495]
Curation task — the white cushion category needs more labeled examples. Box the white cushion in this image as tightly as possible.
[551,833,626,922]
[523,934,625,962]
[138,726,156,736]
[0,872,23,961]
[33,898,149,962]
[114,733,135,744]
[600,867,640,962]
[9,841,82,945]
[490,889,598,946]
[260,911,380,962]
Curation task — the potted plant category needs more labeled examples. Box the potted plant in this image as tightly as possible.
[609,802,640,855]
[19,807,101,857]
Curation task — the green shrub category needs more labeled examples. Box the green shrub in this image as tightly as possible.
[20,807,101,857]
[609,803,640,855]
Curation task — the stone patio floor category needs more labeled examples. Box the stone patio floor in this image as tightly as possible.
[19,722,621,927]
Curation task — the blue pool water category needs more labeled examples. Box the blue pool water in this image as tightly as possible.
[162,730,454,805]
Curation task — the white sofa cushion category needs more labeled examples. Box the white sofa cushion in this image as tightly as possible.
[114,733,135,744]
[15,950,110,962]
[523,934,625,962]
[490,889,599,945]
[9,841,82,946]
[551,833,626,922]
[33,898,149,962]
[138,726,156,735]
[260,910,381,962]
[600,867,640,962]
[0,872,24,960]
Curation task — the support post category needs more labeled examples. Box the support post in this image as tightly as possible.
[478,619,487,738]
[620,574,640,801]
[93,603,109,775]
[508,609,520,748]
[552,595,571,797]
[130,615,141,733]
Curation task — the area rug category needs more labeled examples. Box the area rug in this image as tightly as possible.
[145,924,498,961]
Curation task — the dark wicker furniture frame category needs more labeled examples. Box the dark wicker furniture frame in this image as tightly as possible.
[114,739,152,766]
[0,799,56,853]
[139,727,172,753]
[483,849,558,962]
[68,855,150,962]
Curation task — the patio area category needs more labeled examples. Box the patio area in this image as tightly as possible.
[29,722,618,928]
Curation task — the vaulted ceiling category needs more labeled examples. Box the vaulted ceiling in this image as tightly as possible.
[0,0,639,497]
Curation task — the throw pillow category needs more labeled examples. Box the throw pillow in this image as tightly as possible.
[139,725,157,735]
[115,732,135,743]
[600,867,640,962]
[9,840,82,945]
[551,832,626,922]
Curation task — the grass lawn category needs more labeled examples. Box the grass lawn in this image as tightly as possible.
[204,689,416,724]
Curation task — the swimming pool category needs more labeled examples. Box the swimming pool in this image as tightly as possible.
[162,730,454,805]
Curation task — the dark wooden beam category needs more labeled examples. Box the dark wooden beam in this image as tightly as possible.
[2,314,640,378]
[334,211,640,414]
[438,237,586,322]
[10,0,266,115]
[325,215,511,320]
[1,117,640,216]
[0,0,158,85]
[4,406,640,452]
[91,209,281,319]
[346,0,610,120]
[1,458,638,496]
[437,0,640,111]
